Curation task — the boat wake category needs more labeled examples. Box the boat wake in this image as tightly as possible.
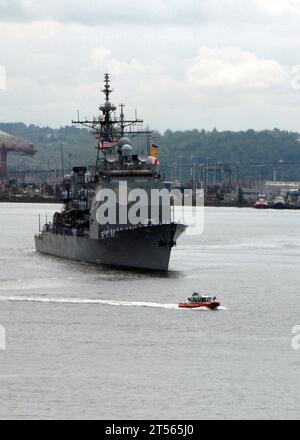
[0,295,179,309]
[0,295,227,310]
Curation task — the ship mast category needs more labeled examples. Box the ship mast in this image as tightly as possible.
[99,73,117,141]
[72,73,154,165]
[119,103,125,136]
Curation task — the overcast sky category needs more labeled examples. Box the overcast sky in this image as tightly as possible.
[1,0,300,132]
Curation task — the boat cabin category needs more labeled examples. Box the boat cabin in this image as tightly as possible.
[188,293,216,303]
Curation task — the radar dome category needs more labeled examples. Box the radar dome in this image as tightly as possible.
[118,137,132,147]
[121,144,133,157]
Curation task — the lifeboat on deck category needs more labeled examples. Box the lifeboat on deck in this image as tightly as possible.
[178,292,220,309]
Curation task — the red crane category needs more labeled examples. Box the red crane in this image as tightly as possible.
[0,130,37,180]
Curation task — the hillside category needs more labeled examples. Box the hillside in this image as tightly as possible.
[1,123,300,181]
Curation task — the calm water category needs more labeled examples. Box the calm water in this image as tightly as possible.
[0,203,299,419]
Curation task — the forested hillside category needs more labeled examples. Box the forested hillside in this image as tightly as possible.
[1,122,300,180]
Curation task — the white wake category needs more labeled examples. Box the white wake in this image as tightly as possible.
[0,296,226,310]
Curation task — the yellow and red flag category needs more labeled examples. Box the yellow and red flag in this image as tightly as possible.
[151,144,158,159]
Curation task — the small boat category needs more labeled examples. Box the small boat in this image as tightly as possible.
[290,195,300,210]
[271,196,286,209]
[178,292,220,309]
[254,198,269,209]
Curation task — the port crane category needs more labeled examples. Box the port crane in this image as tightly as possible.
[0,130,37,181]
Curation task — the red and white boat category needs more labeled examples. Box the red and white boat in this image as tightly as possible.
[178,293,220,309]
[254,198,269,209]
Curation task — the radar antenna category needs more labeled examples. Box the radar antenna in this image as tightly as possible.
[72,73,154,167]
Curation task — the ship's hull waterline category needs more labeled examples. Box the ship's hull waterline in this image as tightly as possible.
[35,223,186,271]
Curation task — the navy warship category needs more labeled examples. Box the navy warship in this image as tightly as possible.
[35,74,186,270]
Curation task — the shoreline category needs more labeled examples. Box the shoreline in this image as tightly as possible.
[0,196,250,208]
[0,196,61,204]
[1,198,299,210]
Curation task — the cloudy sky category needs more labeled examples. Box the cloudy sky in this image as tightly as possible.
[1,0,300,132]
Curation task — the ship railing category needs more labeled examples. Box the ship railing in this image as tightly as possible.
[99,222,174,239]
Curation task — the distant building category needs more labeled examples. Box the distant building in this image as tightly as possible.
[264,181,300,196]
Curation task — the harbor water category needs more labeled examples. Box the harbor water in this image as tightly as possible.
[0,203,299,419]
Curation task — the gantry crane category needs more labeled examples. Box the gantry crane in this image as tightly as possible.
[0,130,37,180]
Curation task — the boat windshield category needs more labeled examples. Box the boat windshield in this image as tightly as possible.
[189,294,212,303]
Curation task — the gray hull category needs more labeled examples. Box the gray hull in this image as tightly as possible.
[35,223,186,271]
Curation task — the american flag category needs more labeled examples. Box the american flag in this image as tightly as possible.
[98,138,119,149]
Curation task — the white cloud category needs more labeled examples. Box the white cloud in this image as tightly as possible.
[254,0,300,19]
[91,48,112,66]
[2,0,300,26]
[91,47,149,76]
[1,1,300,132]
[188,47,289,91]
[0,0,207,25]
